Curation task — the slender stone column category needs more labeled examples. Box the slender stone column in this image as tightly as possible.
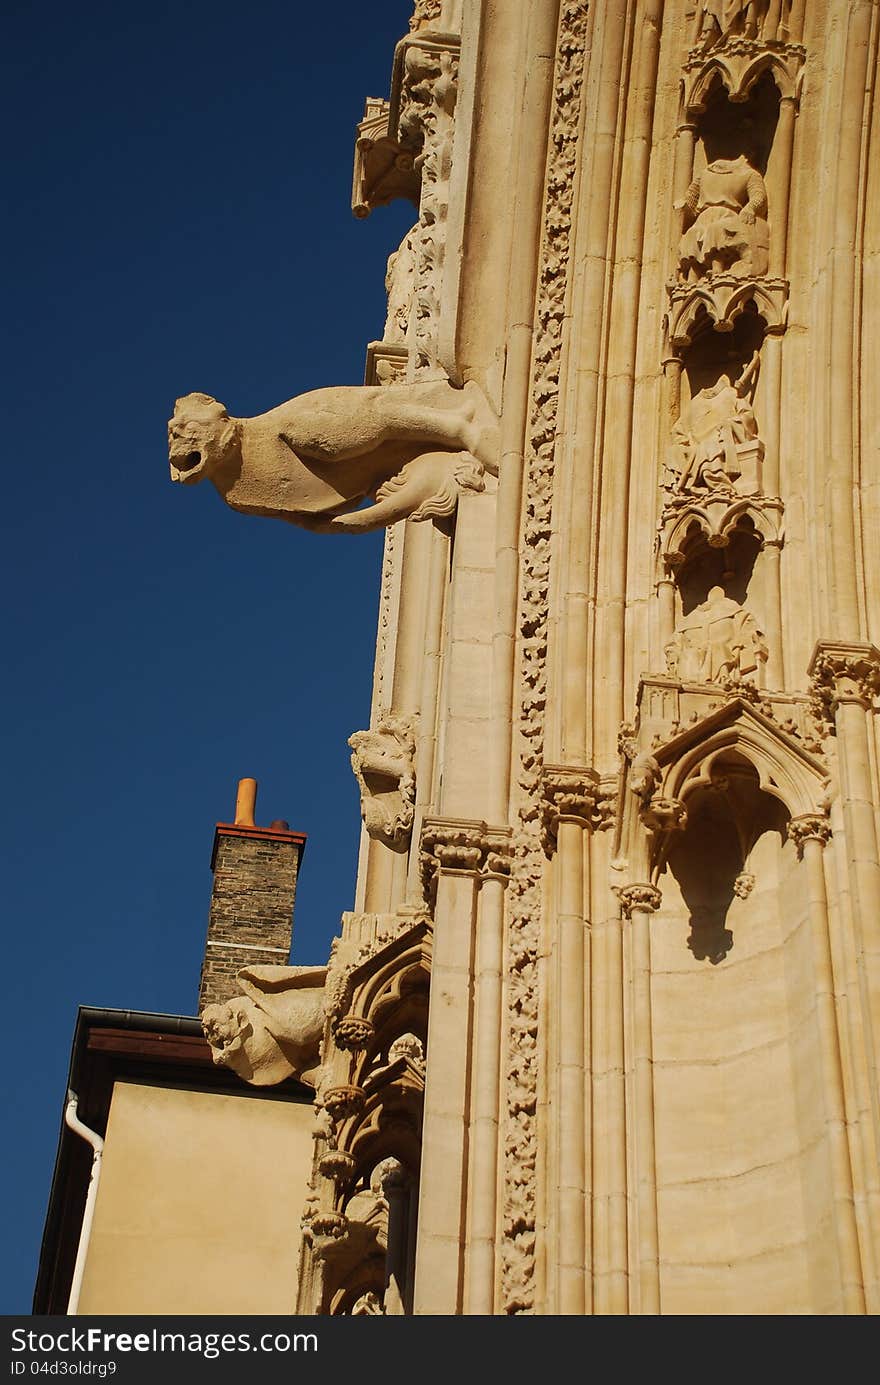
[542,768,600,1313]
[369,1158,411,1313]
[788,814,866,1313]
[465,836,511,1314]
[406,521,452,905]
[417,818,510,1315]
[619,882,662,1315]
[762,538,785,690]
[768,96,798,280]
[414,822,480,1313]
[810,644,880,1084]
[823,3,875,634]
[810,641,880,1309]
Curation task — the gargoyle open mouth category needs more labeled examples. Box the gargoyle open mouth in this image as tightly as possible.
[169,449,204,483]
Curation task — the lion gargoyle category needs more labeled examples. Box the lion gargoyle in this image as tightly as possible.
[201,963,327,1087]
[168,379,499,533]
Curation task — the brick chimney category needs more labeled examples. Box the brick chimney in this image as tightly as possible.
[198,778,307,1013]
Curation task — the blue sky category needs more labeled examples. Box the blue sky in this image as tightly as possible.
[3,0,416,1312]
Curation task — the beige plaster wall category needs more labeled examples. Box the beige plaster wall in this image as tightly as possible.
[77,1081,313,1315]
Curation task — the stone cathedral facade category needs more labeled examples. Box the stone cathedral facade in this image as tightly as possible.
[169,0,880,1315]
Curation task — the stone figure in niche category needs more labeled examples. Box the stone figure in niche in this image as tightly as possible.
[201,964,326,1087]
[665,586,768,683]
[168,378,498,533]
[692,0,792,46]
[679,155,769,281]
[668,352,763,494]
[349,715,417,847]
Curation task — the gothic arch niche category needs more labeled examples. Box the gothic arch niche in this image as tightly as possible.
[665,750,786,962]
[646,736,843,1313]
[673,515,761,613]
[693,70,780,177]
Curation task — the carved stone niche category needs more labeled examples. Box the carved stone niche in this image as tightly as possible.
[349,715,417,848]
[668,67,793,350]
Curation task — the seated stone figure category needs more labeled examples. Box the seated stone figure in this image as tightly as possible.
[665,586,768,684]
[692,0,791,46]
[168,379,498,533]
[201,963,327,1087]
[679,155,769,282]
[669,352,763,494]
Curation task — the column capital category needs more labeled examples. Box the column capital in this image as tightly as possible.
[541,765,616,848]
[419,817,512,895]
[787,813,832,858]
[809,640,880,716]
[617,883,663,918]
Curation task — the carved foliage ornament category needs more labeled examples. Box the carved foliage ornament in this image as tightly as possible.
[541,766,616,851]
[503,0,587,1316]
[419,819,513,898]
[617,883,663,918]
[787,814,832,858]
[809,643,880,721]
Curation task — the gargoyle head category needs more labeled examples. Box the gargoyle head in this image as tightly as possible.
[168,392,239,485]
[201,964,327,1087]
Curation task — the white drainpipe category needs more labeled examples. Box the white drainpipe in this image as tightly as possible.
[64,1091,104,1315]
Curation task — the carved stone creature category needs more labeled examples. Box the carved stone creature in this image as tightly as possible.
[665,586,768,684]
[679,156,769,281]
[201,964,326,1087]
[669,352,763,494]
[629,750,661,801]
[384,224,419,344]
[168,379,498,533]
[348,715,417,846]
[692,0,792,46]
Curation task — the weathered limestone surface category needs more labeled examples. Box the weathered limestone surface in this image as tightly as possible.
[174,0,880,1316]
